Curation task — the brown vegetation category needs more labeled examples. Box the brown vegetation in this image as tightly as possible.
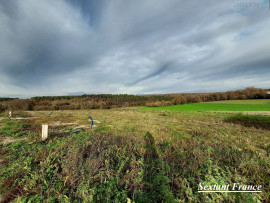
[0,87,268,111]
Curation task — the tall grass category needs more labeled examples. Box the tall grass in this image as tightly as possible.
[0,110,269,202]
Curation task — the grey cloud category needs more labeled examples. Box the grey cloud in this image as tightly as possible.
[130,62,174,85]
[65,0,104,26]
[0,0,269,97]
[198,58,270,81]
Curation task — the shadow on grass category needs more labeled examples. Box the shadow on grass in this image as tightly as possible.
[139,132,173,202]
[224,114,270,130]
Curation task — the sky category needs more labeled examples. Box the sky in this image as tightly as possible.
[0,0,270,98]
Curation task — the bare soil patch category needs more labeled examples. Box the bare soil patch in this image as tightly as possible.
[0,137,25,145]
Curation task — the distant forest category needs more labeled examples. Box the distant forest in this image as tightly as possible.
[0,87,269,112]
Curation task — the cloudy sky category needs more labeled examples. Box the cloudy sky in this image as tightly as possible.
[0,0,270,97]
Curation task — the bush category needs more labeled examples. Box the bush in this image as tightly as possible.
[0,104,6,113]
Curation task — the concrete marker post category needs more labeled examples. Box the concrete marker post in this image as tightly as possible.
[42,124,48,141]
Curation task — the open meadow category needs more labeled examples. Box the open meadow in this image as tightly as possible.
[0,100,270,202]
[142,99,270,112]
[206,99,270,104]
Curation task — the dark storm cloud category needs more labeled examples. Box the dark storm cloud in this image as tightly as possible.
[0,0,269,97]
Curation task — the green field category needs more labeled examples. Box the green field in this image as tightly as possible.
[0,108,269,202]
[207,99,270,104]
[142,99,270,111]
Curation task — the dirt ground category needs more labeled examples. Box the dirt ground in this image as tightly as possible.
[0,136,25,145]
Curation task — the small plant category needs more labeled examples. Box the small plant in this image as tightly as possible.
[0,119,31,137]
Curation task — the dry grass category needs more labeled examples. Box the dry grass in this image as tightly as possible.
[0,109,269,202]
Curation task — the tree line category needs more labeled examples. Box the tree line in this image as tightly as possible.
[0,87,269,112]
[0,98,18,102]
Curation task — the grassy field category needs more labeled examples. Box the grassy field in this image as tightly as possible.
[207,99,270,104]
[0,108,269,202]
[142,99,270,111]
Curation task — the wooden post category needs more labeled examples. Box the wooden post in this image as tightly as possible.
[42,124,48,141]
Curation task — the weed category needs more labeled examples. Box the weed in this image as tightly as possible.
[0,119,31,137]
[0,109,269,202]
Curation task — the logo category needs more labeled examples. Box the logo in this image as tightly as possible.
[198,183,262,193]
[233,0,264,8]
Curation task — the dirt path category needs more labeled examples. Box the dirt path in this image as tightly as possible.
[0,136,25,145]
